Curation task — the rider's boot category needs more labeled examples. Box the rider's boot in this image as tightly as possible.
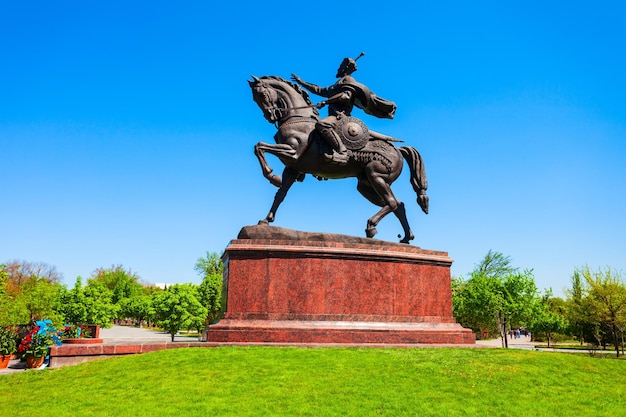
[320,127,349,165]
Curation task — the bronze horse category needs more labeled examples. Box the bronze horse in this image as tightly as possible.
[249,75,428,243]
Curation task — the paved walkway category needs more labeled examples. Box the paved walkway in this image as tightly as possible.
[99,325,192,343]
[475,335,535,350]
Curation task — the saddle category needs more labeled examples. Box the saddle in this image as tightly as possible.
[334,116,403,150]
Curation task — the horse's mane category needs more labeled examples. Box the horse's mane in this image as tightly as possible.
[260,76,320,117]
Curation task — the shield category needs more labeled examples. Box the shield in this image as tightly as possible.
[337,117,369,150]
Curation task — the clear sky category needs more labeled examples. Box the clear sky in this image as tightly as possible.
[2,1,625,296]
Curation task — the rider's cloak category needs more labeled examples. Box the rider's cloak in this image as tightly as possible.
[339,75,397,120]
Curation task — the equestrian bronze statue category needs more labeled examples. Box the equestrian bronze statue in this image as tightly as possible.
[249,56,428,244]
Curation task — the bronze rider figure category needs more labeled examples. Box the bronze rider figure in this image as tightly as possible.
[291,53,397,165]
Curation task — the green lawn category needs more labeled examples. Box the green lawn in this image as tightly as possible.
[2,347,625,416]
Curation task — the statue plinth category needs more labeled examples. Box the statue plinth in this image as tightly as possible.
[207,225,475,345]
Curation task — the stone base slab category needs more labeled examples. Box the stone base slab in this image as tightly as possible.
[208,225,475,345]
[208,319,475,344]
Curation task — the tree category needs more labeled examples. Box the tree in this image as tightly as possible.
[82,279,120,327]
[194,252,224,276]
[565,270,594,345]
[0,262,64,325]
[59,277,119,327]
[568,270,584,341]
[577,266,626,357]
[453,273,501,337]
[90,265,143,306]
[195,252,224,326]
[58,278,89,325]
[3,260,62,286]
[452,250,539,347]
[0,264,8,323]
[529,291,568,347]
[498,271,539,343]
[154,284,207,341]
[474,251,516,279]
[119,295,155,327]
[0,264,8,292]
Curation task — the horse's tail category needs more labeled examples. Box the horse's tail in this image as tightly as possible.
[399,146,429,214]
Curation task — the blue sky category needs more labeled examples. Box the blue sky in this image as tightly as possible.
[2,1,625,296]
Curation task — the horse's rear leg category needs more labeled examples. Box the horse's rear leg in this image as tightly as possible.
[393,202,414,243]
[356,178,386,237]
[357,172,414,243]
[259,167,299,225]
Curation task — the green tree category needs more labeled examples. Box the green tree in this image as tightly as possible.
[475,250,516,279]
[90,265,144,306]
[154,284,207,341]
[197,274,223,325]
[195,252,224,326]
[0,261,64,325]
[529,291,568,347]
[453,273,501,336]
[578,266,626,357]
[452,250,538,347]
[119,295,155,327]
[0,264,8,293]
[83,279,120,327]
[0,264,8,324]
[58,278,89,325]
[194,252,224,276]
[59,277,119,327]
[4,275,63,325]
[566,270,585,344]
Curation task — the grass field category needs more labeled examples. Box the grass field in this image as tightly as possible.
[1,347,625,416]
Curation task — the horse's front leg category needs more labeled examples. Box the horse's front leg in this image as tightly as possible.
[254,142,298,187]
[259,167,299,225]
[254,142,282,187]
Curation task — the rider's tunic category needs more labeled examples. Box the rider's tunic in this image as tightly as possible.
[308,75,397,130]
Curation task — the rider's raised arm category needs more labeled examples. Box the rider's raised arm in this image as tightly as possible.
[291,74,329,97]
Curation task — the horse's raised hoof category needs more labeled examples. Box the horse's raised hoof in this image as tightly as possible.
[365,226,377,238]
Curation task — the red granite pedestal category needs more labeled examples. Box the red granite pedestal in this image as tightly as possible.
[207,226,475,345]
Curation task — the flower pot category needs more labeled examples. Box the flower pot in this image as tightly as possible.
[25,355,45,369]
[0,355,11,369]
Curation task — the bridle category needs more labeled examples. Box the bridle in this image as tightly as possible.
[267,103,318,128]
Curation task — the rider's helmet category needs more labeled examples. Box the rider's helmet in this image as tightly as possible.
[336,57,358,78]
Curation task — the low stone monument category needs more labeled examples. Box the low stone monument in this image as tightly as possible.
[208,56,474,344]
[208,226,474,344]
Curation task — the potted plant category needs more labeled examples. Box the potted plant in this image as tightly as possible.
[61,324,91,339]
[60,323,104,344]
[0,326,17,368]
[17,319,61,369]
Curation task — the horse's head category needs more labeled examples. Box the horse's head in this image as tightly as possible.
[249,75,318,124]
[249,76,280,123]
